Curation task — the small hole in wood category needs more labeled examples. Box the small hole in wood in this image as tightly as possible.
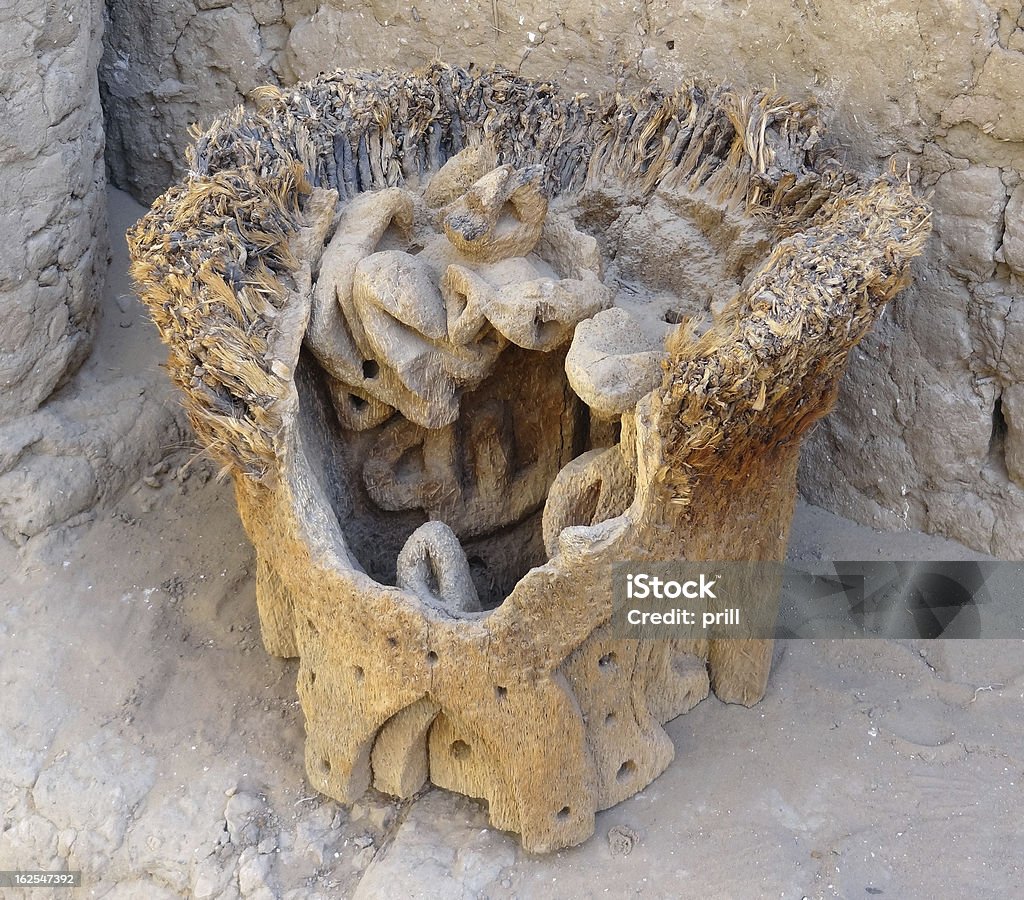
[362,359,379,379]
[387,636,399,648]
[450,740,471,760]
[604,711,616,726]
[598,652,618,670]
[349,393,368,410]
[617,760,637,782]
[427,650,439,665]
[556,806,571,821]
[322,756,332,773]
[353,665,364,681]
[666,39,675,50]
[309,671,317,685]
[495,685,508,701]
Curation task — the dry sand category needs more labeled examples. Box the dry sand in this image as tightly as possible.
[0,190,1020,899]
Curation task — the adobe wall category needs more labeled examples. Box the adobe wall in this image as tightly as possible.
[0,1,183,548]
[1,0,107,422]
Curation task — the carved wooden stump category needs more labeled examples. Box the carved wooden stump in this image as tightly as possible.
[129,65,929,851]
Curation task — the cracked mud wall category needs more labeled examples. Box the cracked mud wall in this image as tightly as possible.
[98,0,1024,555]
[0,1,184,547]
[1,0,107,422]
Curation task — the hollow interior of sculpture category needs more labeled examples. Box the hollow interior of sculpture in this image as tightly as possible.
[294,151,773,608]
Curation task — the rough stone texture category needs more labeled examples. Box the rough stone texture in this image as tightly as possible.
[1002,382,1024,485]
[1,0,107,422]
[1005,183,1024,272]
[0,183,187,548]
[350,790,517,900]
[99,0,1024,557]
[0,3,186,545]
[0,372,183,544]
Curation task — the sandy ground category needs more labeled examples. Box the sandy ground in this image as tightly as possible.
[0,190,1021,899]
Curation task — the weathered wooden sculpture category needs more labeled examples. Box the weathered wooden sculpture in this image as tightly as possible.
[129,66,929,851]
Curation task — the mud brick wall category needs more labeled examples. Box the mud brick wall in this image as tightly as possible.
[0,1,185,546]
[1,0,107,422]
